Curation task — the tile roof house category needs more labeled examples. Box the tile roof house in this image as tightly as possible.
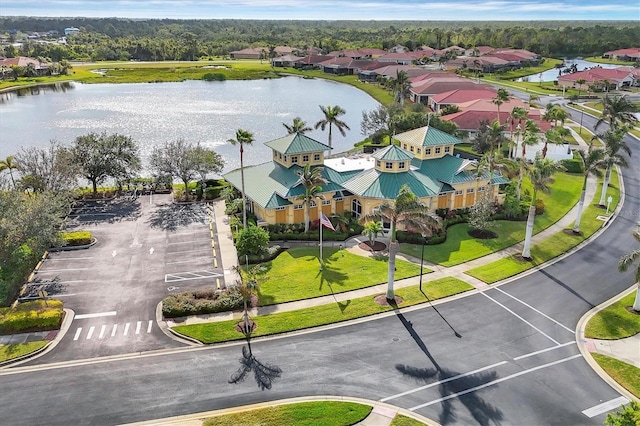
[429,89,498,113]
[0,56,51,76]
[602,48,640,62]
[557,67,637,91]
[223,128,509,227]
[410,77,493,105]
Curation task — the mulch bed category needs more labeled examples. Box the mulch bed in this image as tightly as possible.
[625,307,640,316]
[235,320,257,334]
[358,241,387,252]
[513,254,534,263]
[563,229,583,236]
[373,294,403,306]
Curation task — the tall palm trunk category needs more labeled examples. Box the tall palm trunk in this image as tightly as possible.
[240,145,247,228]
[387,240,398,300]
[572,178,587,233]
[598,166,612,206]
[304,202,310,233]
[633,282,640,312]
[516,165,524,202]
[522,191,537,259]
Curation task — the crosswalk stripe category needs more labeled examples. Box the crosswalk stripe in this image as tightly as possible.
[86,326,95,340]
[147,320,153,333]
[135,321,142,335]
[99,325,106,339]
[73,328,82,341]
[123,323,130,336]
[111,324,118,337]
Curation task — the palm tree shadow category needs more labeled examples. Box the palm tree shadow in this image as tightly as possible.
[394,311,503,425]
[228,341,283,391]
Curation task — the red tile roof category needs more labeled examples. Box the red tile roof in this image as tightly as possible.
[431,89,498,105]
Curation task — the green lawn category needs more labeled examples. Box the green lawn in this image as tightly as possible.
[584,56,637,66]
[173,277,473,344]
[585,292,640,339]
[467,170,619,283]
[256,247,424,305]
[0,341,48,362]
[203,401,372,426]
[400,172,583,267]
[390,414,427,426]
[592,353,640,398]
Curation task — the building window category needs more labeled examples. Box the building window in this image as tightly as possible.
[399,161,405,169]
[352,199,362,218]
[294,204,303,210]
[334,197,343,202]
[426,148,431,155]
[479,186,486,192]
[435,147,441,154]
[292,156,298,163]
[314,154,320,161]
[444,146,451,153]
[376,160,381,167]
[322,200,331,206]
[284,155,288,162]
[309,200,317,207]
[303,155,309,162]
[410,146,414,152]
[455,190,463,195]
[417,148,421,154]
[275,207,285,211]
[403,144,407,150]
[385,162,393,169]
[467,188,474,193]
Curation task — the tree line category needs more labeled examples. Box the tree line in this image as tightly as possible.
[2,17,639,62]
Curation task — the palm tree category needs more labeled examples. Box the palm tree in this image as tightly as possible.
[282,117,312,135]
[618,227,640,312]
[522,155,564,259]
[364,184,441,301]
[315,105,350,150]
[233,265,266,335]
[575,78,586,98]
[492,88,510,125]
[515,120,540,202]
[295,164,327,233]
[572,145,604,234]
[595,94,638,131]
[486,120,507,178]
[0,155,18,189]
[227,129,255,228]
[393,70,410,107]
[362,221,384,246]
[541,127,563,159]
[597,129,630,206]
[509,106,528,158]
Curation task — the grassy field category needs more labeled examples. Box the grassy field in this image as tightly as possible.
[255,247,424,305]
[203,401,372,426]
[0,341,48,363]
[466,169,619,283]
[400,172,583,267]
[390,414,427,426]
[584,56,637,66]
[585,292,640,339]
[173,277,473,344]
[592,353,640,398]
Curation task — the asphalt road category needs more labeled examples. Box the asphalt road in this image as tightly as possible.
[1,97,638,425]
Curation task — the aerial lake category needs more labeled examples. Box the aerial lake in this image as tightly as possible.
[0,77,380,173]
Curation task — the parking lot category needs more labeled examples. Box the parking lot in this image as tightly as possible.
[29,194,225,362]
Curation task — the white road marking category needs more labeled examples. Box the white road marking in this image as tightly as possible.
[112,250,117,258]
[166,259,207,265]
[495,287,574,333]
[73,328,82,341]
[135,321,142,335]
[166,247,212,255]
[147,320,153,333]
[165,271,222,283]
[481,292,560,345]
[167,239,211,245]
[86,326,95,340]
[36,268,88,273]
[381,361,508,402]
[111,324,118,337]
[99,325,106,339]
[75,311,117,320]
[123,323,130,336]
[149,247,155,254]
[513,341,576,360]
[52,294,77,298]
[46,257,94,261]
[582,396,629,418]
[410,354,582,411]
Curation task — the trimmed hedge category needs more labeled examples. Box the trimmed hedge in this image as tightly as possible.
[60,231,92,246]
[162,288,243,318]
[561,151,585,174]
[241,245,284,265]
[0,300,64,334]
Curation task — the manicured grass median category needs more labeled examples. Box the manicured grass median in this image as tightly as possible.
[0,341,48,363]
[257,248,424,305]
[390,414,427,426]
[592,353,640,398]
[467,171,619,283]
[203,401,372,426]
[585,292,640,339]
[173,277,473,344]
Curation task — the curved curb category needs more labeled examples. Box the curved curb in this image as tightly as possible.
[155,302,203,346]
[118,395,439,426]
[0,308,75,369]
[575,286,639,403]
[49,237,98,252]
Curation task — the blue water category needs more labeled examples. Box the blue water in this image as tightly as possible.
[515,58,621,83]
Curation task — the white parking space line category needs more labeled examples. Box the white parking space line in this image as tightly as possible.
[86,326,95,340]
[481,292,560,345]
[513,341,576,360]
[99,325,106,339]
[46,257,94,261]
[36,268,89,273]
[167,239,211,245]
[75,311,117,320]
[135,321,142,335]
[410,354,582,411]
[582,397,629,418]
[111,324,118,337]
[167,248,213,255]
[73,328,82,341]
[166,259,209,265]
[52,294,77,298]
[381,361,508,402]
[147,320,153,333]
[123,323,130,336]
[494,287,574,333]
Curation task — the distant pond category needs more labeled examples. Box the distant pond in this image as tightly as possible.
[0,77,380,173]
[515,58,621,83]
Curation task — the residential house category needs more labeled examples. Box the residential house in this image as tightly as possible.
[318,57,372,75]
[272,54,304,67]
[222,129,509,227]
[376,52,417,65]
[410,76,492,105]
[229,47,265,60]
[602,48,640,62]
[293,55,332,70]
[0,56,51,77]
[429,89,498,113]
[557,67,636,91]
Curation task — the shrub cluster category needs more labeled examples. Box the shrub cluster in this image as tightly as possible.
[60,231,92,246]
[162,288,243,318]
[241,245,283,265]
[0,300,64,334]
[203,73,226,81]
[561,150,585,174]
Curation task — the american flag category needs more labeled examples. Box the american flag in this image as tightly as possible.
[320,212,335,231]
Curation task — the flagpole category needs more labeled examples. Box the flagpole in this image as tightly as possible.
[319,207,323,268]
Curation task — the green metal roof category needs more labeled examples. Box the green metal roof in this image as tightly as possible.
[341,169,442,199]
[413,155,509,186]
[264,133,331,155]
[393,125,462,147]
[371,145,414,162]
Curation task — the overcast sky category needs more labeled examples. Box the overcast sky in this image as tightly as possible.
[1,0,638,21]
